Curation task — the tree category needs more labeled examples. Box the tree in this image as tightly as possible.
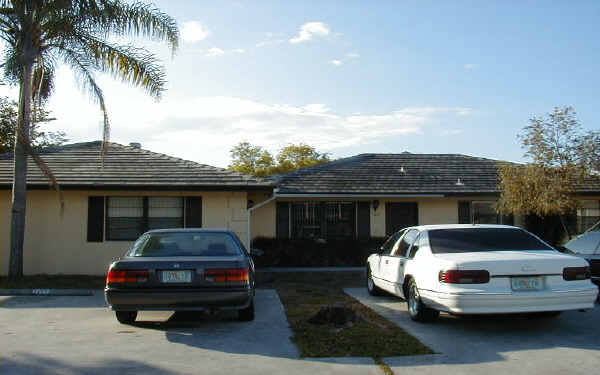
[228,142,275,177]
[0,1,179,280]
[0,96,67,153]
[271,143,330,174]
[229,142,331,176]
[498,106,600,239]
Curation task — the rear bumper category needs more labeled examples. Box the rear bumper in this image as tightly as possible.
[105,287,253,311]
[420,287,598,314]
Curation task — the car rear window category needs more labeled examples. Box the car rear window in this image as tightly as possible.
[129,232,243,257]
[428,228,553,253]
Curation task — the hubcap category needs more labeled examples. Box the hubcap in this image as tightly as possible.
[408,284,419,316]
[367,271,374,291]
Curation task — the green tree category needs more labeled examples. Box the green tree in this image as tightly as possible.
[271,143,330,174]
[229,142,331,176]
[228,141,275,177]
[0,96,67,153]
[1,0,179,280]
[498,106,600,239]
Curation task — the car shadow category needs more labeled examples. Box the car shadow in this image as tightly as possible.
[346,288,600,366]
[0,353,183,375]
[0,291,107,308]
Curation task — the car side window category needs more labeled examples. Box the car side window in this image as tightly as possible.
[407,233,421,259]
[393,229,418,257]
[380,230,405,255]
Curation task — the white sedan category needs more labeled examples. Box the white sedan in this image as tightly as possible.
[366,224,598,322]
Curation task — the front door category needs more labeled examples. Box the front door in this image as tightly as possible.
[386,202,418,235]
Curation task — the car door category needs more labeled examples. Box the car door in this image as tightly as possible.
[381,229,419,296]
[371,230,404,281]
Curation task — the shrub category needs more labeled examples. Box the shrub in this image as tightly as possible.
[250,237,386,267]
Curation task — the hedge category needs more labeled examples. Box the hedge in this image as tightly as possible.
[250,237,387,267]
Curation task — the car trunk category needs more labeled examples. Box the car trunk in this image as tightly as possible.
[110,256,249,289]
[433,251,582,276]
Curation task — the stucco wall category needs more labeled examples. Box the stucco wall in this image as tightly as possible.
[248,192,276,239]
[0,190,249,276]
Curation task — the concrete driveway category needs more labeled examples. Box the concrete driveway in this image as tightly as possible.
[0,290,380,375]
[346,288,600,375]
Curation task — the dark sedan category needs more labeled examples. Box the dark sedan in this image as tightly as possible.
[105,229,256,324]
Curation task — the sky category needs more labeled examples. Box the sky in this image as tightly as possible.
[1,0,600,168]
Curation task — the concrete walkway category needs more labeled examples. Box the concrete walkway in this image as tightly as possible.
[0,289,381,375]
[346,287,600,375]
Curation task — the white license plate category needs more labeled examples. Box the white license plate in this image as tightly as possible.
[511,276,543,291]
[161,270,192,283]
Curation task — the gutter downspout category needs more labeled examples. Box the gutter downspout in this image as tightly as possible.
[247,188,279,249]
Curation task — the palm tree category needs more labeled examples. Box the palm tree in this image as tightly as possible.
[0,1,179,280]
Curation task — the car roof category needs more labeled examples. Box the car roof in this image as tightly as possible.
[407,224,521,231]
[145,228,234,234]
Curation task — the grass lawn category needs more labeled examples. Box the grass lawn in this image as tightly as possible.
[257,270,433,358]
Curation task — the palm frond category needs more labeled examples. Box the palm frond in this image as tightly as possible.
[60,47,110,161]
[75,36,166,99]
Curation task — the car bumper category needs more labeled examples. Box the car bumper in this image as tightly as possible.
[105,287,253,311]
[420,287,598,314]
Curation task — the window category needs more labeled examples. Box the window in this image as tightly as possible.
[290,201,357,239]
[472,201,498,224]
[128,232,242,257]
[458,201,513,225]
[576,200,600,234]
[105,196,185,241]
[428,228,552,254]
[393,229,418,257]
[407,233,422,259]
[380,230,405,255]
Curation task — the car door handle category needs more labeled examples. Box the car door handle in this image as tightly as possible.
[385,260,389,264]
[400,261,405,266]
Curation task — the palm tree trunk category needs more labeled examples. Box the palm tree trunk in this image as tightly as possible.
[8,59,34,281]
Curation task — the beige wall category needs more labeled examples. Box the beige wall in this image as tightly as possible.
[249,196,529,241]
[0,190,251,276]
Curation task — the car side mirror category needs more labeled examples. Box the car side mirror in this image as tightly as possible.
[250,248,264,257]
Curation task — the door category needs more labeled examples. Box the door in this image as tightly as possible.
[381,229,419,296]
[386,202,418,236]
[371,230,404,280]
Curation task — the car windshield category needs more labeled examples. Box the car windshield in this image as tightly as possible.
[428,228,553,253]
[129,232,243,257]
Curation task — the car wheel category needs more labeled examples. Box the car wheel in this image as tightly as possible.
[366,265,383,296]
[238,300,255,321]
[407,278,439,322]
[115,311,137,324]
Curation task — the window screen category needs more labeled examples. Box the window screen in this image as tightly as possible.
[106,197,144,240]
[148,197,183,230]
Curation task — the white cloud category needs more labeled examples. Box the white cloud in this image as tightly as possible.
[206,47,225,57]
[231,48,246,54]
[329,60,342,66]
[180,21,209,43]
[346,52,360,59]
[303,104,329,113]
[464,63,479,70]
[290,22,331,44]
[18,67,474,168]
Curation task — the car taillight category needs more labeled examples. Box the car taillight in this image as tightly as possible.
[563,266,590,281]
[439,270,490,284]
[205,268,249,283]
[106,269,149,284]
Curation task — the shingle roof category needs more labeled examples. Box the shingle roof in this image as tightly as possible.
[275,153,600,195]
[274,153,508,195]
[0,141,273,190]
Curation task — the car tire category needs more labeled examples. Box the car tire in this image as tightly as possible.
[366,265,383,296]
[115,311,137,324]
[238,300,255,321]
[406,278,439,322]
